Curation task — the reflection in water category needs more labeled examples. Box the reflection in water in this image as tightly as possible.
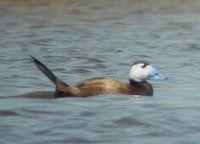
[0,0,200,144]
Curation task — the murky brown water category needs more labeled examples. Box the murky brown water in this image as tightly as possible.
[1,0,200,143]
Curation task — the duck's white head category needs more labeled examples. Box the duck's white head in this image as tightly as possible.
[129,62,167,84]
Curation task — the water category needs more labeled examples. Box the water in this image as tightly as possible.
[0,0,200,143]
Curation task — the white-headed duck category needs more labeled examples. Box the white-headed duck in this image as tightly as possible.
[30,56,167,98]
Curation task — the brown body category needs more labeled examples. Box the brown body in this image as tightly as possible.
[17,78,152,99]
[56,77,153,97]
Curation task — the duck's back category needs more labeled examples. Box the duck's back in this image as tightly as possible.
[76,77,125,87]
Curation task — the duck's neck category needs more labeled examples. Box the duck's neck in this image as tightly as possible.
[129,79,145,85]
[129,79,153,96]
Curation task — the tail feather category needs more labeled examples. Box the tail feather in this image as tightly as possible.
[29,55,58,84]
[30,55,69,98]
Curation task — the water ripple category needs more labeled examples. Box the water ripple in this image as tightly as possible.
[1,0,200,144]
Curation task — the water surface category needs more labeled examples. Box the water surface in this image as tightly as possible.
[0,0,200,144]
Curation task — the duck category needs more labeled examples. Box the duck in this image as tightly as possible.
[29,56,167,98]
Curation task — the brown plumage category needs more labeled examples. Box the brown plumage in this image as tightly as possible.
[29,56,160,98]
[56,77,153,97]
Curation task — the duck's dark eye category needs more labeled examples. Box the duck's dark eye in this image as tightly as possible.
[141,63,148,69]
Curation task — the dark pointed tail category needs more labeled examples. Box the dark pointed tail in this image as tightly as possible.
[30,55,58,84]
[29,56,68,98]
